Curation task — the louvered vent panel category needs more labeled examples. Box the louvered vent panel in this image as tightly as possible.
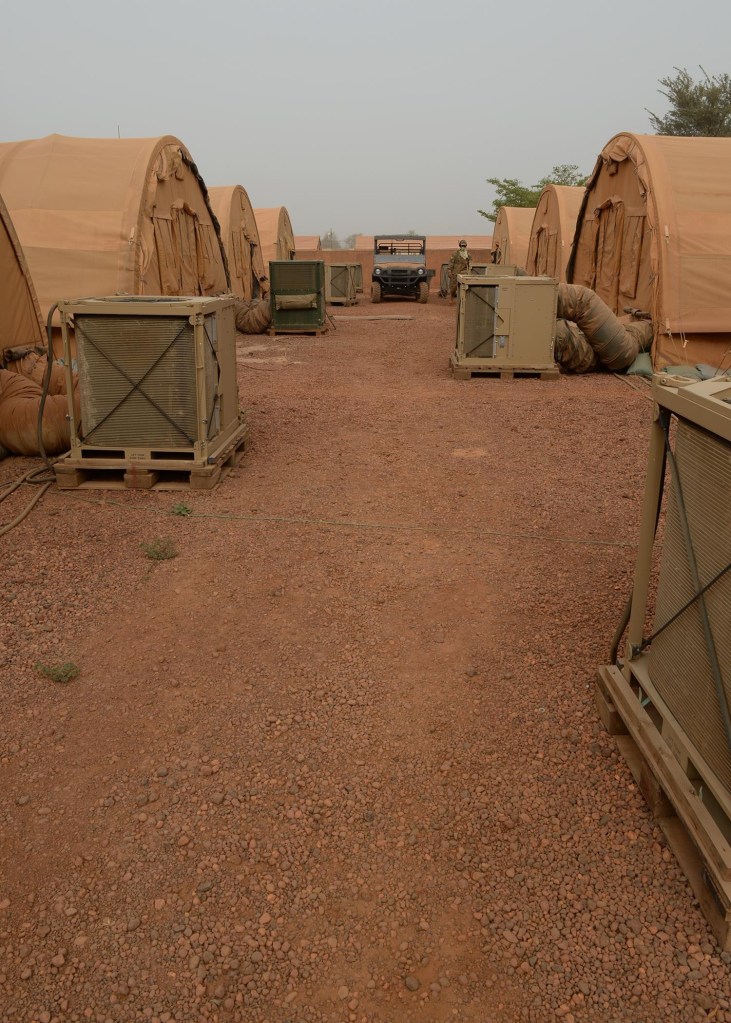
[270,261,322,291]
[75,315,198,449]
[649,419,731,788]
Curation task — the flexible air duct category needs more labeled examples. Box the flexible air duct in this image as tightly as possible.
[557,283,653,371]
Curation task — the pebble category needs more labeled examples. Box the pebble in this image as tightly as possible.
[404,975,420,992]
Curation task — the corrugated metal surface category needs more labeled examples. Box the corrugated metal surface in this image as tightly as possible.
[76,314,199,449]
[650,419,731,788]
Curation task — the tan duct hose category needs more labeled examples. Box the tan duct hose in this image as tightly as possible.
[0,364,78,456]
[556,283,653,372]
[234,298,272,334]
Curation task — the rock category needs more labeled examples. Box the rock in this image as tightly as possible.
[404,975,420,991]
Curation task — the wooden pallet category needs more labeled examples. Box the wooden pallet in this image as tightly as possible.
[53,424,250,492]
[267,326,328,337]
[449,354,558,381]
[596,664,731,949]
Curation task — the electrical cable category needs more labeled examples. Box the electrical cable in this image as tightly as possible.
[59,492,637,549]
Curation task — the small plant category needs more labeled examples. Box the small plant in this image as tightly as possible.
[36,661,79,684]
[171,502,193,517]
[141,537,177,561]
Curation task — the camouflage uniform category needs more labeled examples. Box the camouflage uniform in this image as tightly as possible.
[448,248,472,297]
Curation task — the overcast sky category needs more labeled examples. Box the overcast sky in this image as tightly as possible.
[2,0,729,241]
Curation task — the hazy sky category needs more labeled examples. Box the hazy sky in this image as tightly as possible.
[2,0,729,240]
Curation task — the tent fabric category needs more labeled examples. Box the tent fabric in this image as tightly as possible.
[209,185,268,300]
[254,207,296,265]
[567,132,731,371]
[295,235,321,251]
[526,185,584,282]
[0,193,44,357]
[0,134,229,321]
[490,208,535,268]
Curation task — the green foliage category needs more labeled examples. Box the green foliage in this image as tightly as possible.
[479,164,587,222]
[141,537,177,561]
[36,661,79,684]
[171,502,192,517]
[648,66,731,137]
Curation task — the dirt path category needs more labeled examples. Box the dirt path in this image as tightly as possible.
[1,298,729,1022]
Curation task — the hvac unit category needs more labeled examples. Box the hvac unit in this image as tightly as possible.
[450,274,557,379]
[54,295,247,490]
[325,263,357,306]
[269,260,326,333]
[598,375,731,947]
[440,262,525,297]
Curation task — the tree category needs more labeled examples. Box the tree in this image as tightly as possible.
[321,230,341,250]
[647,66,731,136]
[478,164,586,222]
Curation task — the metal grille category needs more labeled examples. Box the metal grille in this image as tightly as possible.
[75,314,200,449]
[649,419,731,787]
[270,261,323,291]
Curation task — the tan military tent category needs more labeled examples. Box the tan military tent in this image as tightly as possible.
[526,185,584,282]
[0,134,229,320]
[490,207,535,268]
[567,132,731,371]
[255,206,295,265]
[209,185,268,300]
[295,235,321,251]
[0,193,44,356]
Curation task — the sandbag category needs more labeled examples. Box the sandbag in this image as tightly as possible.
[234,298,272,335]
[0,369,77,456]
[557,283,653,372]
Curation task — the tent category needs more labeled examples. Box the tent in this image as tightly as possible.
[526,185,584,282]
[567,132,731,370]
[0,192,44,357]
[0,134,229,320]
[490,207,535,268]
[254,207,295,265]
[209,185,268,300]
[295,235,321,251]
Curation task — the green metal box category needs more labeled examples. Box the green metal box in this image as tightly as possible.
[269,260,326,332]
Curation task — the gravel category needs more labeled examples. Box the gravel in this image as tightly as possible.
[0,296,727,1021]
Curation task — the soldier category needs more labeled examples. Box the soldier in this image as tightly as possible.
[448,240,472,301]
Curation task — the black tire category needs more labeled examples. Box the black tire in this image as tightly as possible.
[371,281,382,304]
[417,281,429,304]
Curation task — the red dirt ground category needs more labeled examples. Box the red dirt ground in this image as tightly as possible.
[1,295,729,1022]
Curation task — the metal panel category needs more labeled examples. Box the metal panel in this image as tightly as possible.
[59,295,239,460]
[649,420,731,789]
[270,259,326,330]
[454,276,557,369]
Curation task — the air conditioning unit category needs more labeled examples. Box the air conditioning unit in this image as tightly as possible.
[450,274,557,378]
[598,375,731,946]
[54,295,247,489]
[270,260,326,333]
[325,263,357,306]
